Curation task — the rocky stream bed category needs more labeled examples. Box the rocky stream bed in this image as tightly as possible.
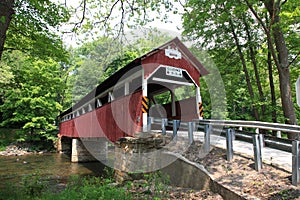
[0,140,299,199]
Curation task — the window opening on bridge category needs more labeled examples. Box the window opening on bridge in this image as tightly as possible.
[129,76,142,93]
[154,90,171,105]
[174,85,196,101]
[100,94,108,105]
[112,85,125,100]
[96,99,102,108]
[88,104,93,112]
[108,92,115,102]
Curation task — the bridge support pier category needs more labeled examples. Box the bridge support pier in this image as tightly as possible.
[71,138,108,163]
[57,135,72,154]
[114,133,164,183]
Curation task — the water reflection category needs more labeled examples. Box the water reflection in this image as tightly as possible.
[0,153,105,188]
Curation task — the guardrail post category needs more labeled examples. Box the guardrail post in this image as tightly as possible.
[292,140,300,186]
[173,120,180,139]
[203,124,211,153]
[276,131,282,138]
[188,122,195,145]
[226,129,234,161]
[253,134,263,171]
[147,117,153,132]
[161,118,168,135]
[259,133,265,147]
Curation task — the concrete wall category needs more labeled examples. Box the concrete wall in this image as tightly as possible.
[71,138,108,163]
[57,136,72,154]
[161,152,246,200]
[160,152,211,190]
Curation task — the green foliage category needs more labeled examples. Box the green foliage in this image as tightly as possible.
[67,37,124,104]
[154,91,171,105]
[65,0,178,40]
[4,0,70,62]
[0,51,64,142]
[0,62,14,104]
[0,174,132,200]
[22,172,48,198]
[183,0,300,122]
[174,86,196,101]
[0,169,173,200]
[143,171,170,199]
[190,48,228,119]
[0,62,13,85]
[0,128,17,150]
[126,29,173,54]
[101,51,138,82]
[51,176,131,200]
[0,16,6,24]
[67,32,172,105]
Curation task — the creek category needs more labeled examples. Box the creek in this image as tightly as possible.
[0,153,105,190]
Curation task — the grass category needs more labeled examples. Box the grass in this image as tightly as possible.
[0,170,171,200]
[0,174,133,200]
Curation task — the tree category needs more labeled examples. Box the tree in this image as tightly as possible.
[244,0,299,137]
[182,0,299,138]
[0,0,70,61]
[62,0,178,39]
[0,51,64,141]
[0,0,14,59]
[65,37,123,105]
[66,31,172,105]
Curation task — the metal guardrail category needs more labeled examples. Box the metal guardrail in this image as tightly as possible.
[195,119,300,134]
[152,118,300,134]
[149,117,300,186]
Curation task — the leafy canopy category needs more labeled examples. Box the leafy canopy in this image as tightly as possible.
[0,51,64,141]
[4,0,70,62]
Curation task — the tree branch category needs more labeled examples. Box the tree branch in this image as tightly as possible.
[104,0,121,28]
[74,0,87,29]
[288,52,300,68]
[243,0,280,68]
[116,0,125,39]
[281,0,288,6]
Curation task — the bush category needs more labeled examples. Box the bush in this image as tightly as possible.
[0,174,132,200]
[44,175,132,200]
[0,128,17,150]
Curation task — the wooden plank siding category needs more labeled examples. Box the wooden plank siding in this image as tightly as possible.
[59,91,142,142]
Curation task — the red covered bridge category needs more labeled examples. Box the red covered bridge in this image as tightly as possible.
[57,37,208,162]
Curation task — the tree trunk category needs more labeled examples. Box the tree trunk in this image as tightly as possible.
[264,0,298,139]
[0,0,15,59]
[243,19,266,116]
[229,18,260,120]
[267,41,277,123]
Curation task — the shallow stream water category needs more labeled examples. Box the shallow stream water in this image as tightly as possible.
[0,153,105,190]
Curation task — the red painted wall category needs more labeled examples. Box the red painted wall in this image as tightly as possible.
[59,120,74,138]
[142,49,201,86]
[149,97,198,121]
[59,91,143,142]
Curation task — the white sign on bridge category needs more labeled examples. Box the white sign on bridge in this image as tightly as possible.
[166,66,183,78]
[296,77,300,107]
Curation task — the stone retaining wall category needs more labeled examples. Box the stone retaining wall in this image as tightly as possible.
[113,133,246,200]
[114,133,165,182]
